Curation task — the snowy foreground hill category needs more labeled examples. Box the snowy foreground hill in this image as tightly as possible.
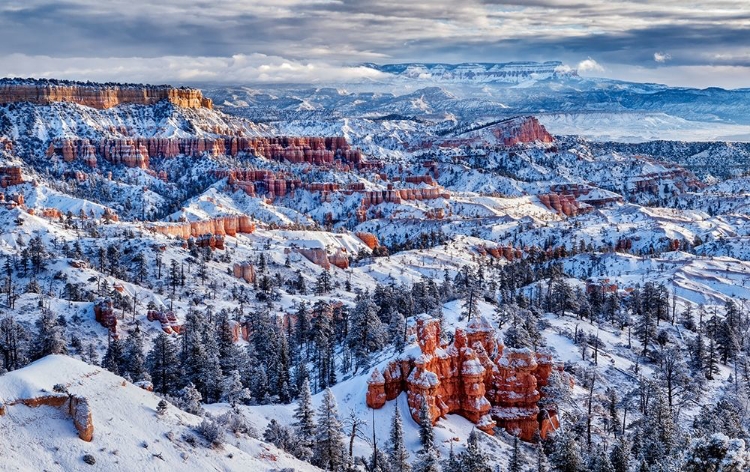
[0,355,318,471]
[2,77,750,471]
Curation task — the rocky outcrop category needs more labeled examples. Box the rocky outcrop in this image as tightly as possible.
[538,193,587,217]
[0,167,24,187]
[297,247,350,270]
[356,232,379,250]
[233,263,256,283]
[0,79,211,109]
[492,116,554,146]
[48,136,363,168]
[297,248,331,270]
[477,245,523,261]
[191,234,225,250]
[149,215,256,239]
[366,316,558,441]
[146,310,182,335]
[360,186,450,208]
[93,299,118,339]
[328,248,350,269]
[0,392,94,441]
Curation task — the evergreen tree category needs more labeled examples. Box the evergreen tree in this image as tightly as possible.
[0,316,29,371]
[312,388,346,471]
[587,445,615,472]
[418,401,434,453]
[102,337,126,375]
[349,293,387,373]
[178,382,203,415]
[549,430,582,472]
[387,408,411,472]
[123,323,148,382]
[221,370,248,406]
[388,311,407,352]
[509,434,522,472]
[456,429,491,472]
[316,270,332,295]
[610,437,630,472]
[147,332,180,395]
[293,377,316,460]
[413,447,440,472]
[31,311,66,360]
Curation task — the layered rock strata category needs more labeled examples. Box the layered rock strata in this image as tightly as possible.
[47,136,361,168]
[0,79,211,109]
[149,215,256,240]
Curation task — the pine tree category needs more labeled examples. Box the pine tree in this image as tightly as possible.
[587,445,615,472]
[316,270,332,295]
[147,332,180,395]
[549,430,582,472]
[349,293,387,373]
[294,377,316,460]
[312,388,345,471]
[414,447,440,472]
[509,434,522,472]
[156,399,168,415]
[418,401,434,452]
[31,311,66,360]
[388,311,407,352]
[457,429,491,472]
[123,323,148,382]
[102,337,126,375]
[221,370,248,406]
[387,408,411,472]
[179,382,203,415]
[610,437,630,472]
[0,316,28,371]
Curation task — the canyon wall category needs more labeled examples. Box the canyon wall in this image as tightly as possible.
[47,136,362,168]
[149,215,256,240]
[0,80,211,109]
[366,316,559,441]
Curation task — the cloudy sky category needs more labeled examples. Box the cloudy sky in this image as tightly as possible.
[1,0,748,88]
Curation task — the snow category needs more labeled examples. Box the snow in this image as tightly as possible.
[0,355,320,472]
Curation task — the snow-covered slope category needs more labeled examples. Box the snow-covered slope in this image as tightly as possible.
[0,355,319,472]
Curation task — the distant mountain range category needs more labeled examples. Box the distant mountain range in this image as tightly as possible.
[204,61,750,141]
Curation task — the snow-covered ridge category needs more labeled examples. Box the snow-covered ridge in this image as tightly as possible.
[363,61,578,83]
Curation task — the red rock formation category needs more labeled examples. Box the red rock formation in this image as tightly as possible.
[356,232,379,250]
[48,135,365,168]
[298,248,331,270]
[149,215,256,240]
[0,167,24,187]
[191,234,225,250]
[0,393,94,441]
[93,299,118,338]
[366,316,558,441]
[328,248,350,269]
[233,263,256,283]
[492,116,554,146]
[146,310,182,335]
[0,79,211,109]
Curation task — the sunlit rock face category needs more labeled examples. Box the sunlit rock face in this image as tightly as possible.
[366,316,559,441]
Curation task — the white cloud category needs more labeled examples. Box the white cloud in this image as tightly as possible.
[577,58,605,74]
[654,52,671,63]
[0,54,388,84]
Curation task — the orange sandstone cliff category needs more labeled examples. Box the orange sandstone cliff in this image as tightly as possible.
[0,79,211,109]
